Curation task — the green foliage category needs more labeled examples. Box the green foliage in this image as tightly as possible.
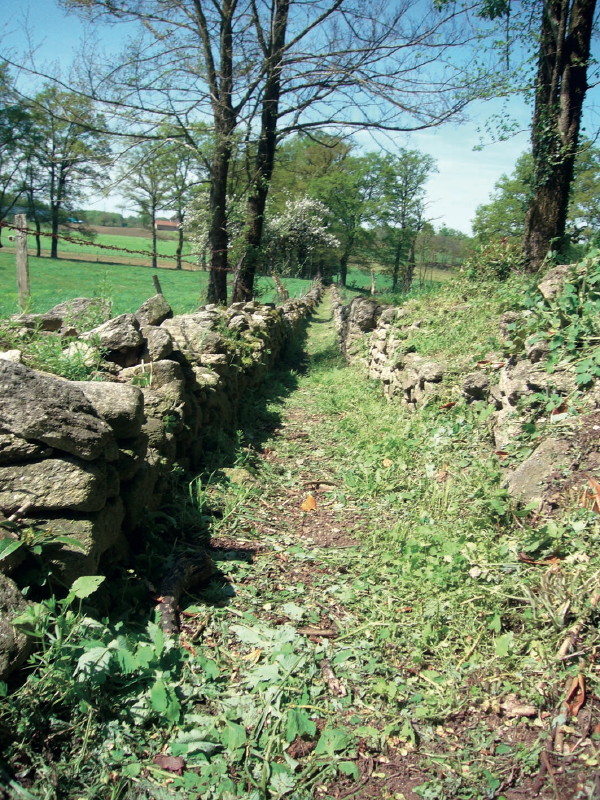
[505,251,600,386]
[473,142,600,247]
[463,238,526,281]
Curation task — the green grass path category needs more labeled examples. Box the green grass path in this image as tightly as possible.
[173,292,547,799]
[5,291,588,800]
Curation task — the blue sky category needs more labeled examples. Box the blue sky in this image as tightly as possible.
[3,0,598,234]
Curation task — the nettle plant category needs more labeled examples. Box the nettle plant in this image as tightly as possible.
[507,251,600,388]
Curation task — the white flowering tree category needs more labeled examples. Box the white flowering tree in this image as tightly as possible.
[264,197,339,279]
[184,191,246,273]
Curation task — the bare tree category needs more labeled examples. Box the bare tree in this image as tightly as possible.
[50,0,494,301]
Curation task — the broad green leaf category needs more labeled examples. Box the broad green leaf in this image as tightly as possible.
[150,678,180,723]
[281,602,306,621]
[314,727,351,756]
[0,538,22,561]
[75,646,112,680]
[246,663,280,688]
[285,709,316,743]
[171,729,221,757]
[150,679,169,714]
[147,622,165,657]
[488,612,502,633]
[495,632,514,657]
[339,762,359,779]
[269,767,296,797]
[222,721,247,751]
[70,575,106,599]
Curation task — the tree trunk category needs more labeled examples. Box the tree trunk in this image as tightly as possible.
[403,239,416,292]
[176,211,184,270]
[232,0,290,303]
[34,216,41,258]
[522,0,596,270]
[392,236,403,292]
[151,203,158,269]
[50,204,59,259]
[339,232,355,287]
[206,131,232,304]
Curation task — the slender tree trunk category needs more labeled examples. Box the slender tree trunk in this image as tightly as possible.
[232,0,290,302]
[522,0,596,270]
[50,203,60,259]
[339,230,355,287]
[403,240,416,292]
[194,0,237,305]
[151,202,158,269]
[392,237,403,292]
[34,216,41,258]
[206,130,232,303]
[176,210,184,270]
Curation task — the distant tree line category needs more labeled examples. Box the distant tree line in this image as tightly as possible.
[3,0,597,294]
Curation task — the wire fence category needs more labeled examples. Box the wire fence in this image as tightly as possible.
[0,220,236,272]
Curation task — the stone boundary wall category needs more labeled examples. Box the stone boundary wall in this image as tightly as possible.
[0,287,321,678]
[331,289,444,406]
[332,278,600,514]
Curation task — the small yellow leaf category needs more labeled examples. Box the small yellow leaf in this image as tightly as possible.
[241,647,262,665]
[301,495,317,512]
[382,458,393,468]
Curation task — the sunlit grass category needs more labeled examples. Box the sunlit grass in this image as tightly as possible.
[0,252,314,318]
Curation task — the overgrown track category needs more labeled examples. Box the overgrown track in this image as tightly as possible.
[2,290,599,800]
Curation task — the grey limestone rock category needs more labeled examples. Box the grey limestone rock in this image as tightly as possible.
[83,314,144,366]
[76,381,144,439]
[44,498,125,584]
[0,361,115,461]
[141,325,174,361]
[13,298,111,333]
[538,265,570,302]
[0,457,109,513]
[121,359,183,390]
[506,438,572,506]
[161,315,224,360]
[135,294,173,327]
[0,433,52,465]
[462,372,491,402]
[0,350,21,363]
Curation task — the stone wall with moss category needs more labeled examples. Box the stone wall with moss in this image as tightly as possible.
[0,288,321,678]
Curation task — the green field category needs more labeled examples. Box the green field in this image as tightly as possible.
[20,225,195,264]
[0,252,318,318]
[0,222,455,318]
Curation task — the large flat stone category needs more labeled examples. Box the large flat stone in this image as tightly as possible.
[0,457,108,513]
[0,361,115,460]
[44,498,125,585]
[75,381,144,439]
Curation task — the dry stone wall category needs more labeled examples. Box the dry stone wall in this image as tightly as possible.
[0,287,321,678]
[333,280,599,514]
[332,290,445,406]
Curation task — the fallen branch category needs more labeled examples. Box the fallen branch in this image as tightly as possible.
[320,659,347,697]
[157,551,215,635]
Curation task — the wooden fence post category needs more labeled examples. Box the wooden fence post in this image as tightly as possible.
[152,274,163,295]
[15,214,30,310]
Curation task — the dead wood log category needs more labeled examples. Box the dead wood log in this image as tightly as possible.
[156,551,215,635]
